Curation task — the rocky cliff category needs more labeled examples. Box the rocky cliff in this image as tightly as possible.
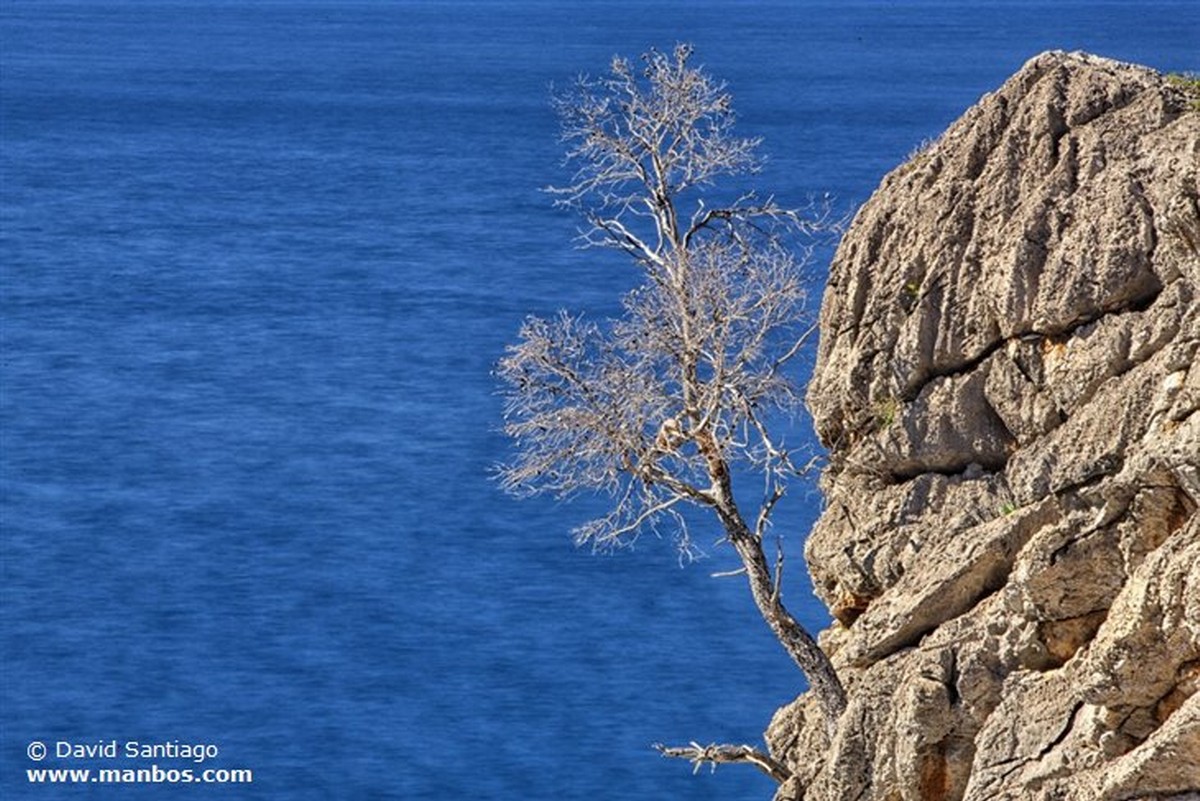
[771,51,1200,800]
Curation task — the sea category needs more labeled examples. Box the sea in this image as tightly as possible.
[1,2,1196,798]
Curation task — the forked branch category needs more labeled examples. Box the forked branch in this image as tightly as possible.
[654,742,791,784]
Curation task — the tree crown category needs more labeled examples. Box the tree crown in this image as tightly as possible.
[499,44,827,553]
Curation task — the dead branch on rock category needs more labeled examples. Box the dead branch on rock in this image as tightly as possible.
[654,741,791,783]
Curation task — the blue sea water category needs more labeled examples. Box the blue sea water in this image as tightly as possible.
[1,1,1196,798]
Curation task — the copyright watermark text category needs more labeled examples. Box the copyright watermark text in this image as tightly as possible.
[25,739,253,787]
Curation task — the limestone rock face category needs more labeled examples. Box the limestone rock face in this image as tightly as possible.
[776,52,1200,800]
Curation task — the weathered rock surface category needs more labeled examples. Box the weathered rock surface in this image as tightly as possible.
[773,51,1199,800]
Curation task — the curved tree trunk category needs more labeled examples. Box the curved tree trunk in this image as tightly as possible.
[697,432,847,736]
[724,516,847,736]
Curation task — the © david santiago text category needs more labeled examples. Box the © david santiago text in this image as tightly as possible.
[54,740,219,764]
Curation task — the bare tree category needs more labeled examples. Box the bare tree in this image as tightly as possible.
[497,45,846,743]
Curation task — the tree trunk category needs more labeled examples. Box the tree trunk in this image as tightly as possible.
[721,506,847,736]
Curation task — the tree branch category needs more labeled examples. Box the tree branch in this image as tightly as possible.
[755,485,785,541]
[583,214,666,268]
[654,742,791,784]
[767,321,819,380]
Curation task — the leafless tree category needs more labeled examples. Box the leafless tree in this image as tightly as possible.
[497,45,846,743]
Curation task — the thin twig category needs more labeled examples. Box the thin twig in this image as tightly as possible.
[771,535,785,603]
[767,322,819,380]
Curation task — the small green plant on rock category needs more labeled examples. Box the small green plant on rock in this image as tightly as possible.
[1166,72,1200,111]
[873,395,902,431]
